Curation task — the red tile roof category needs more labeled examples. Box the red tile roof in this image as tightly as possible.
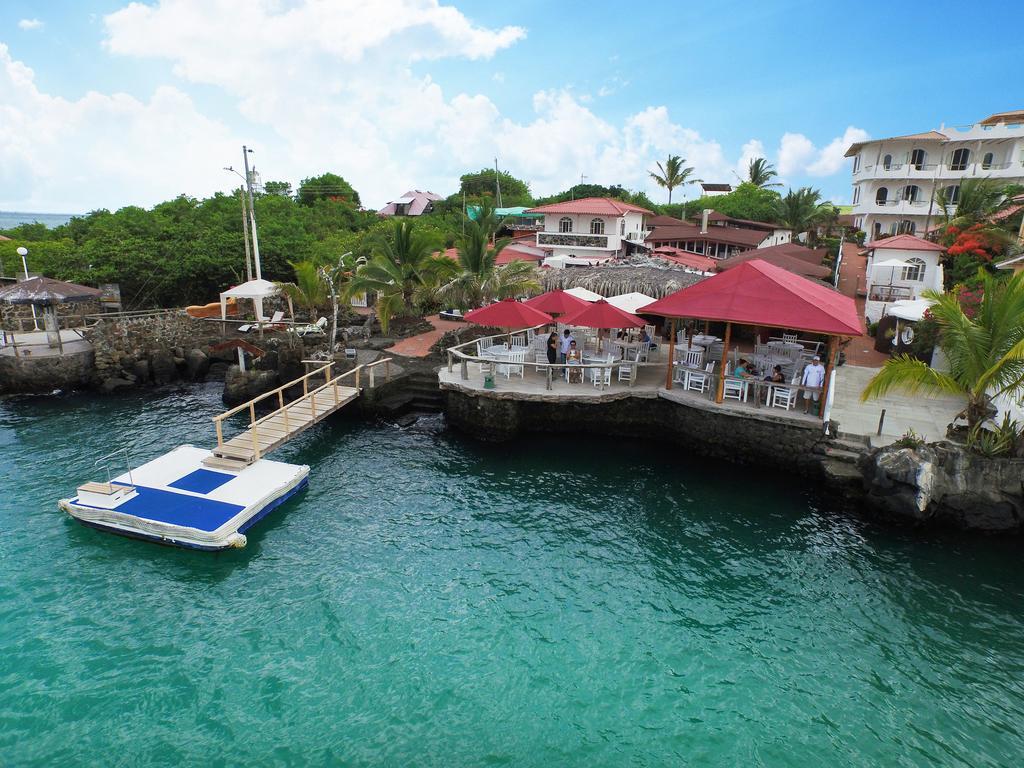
[646,223,766,248]
[717,246,831,280]
[866,234,945,252]
[650,246,716,272]
[496,243,545,265]
[526,197,654,216]
[980,109,1024,126]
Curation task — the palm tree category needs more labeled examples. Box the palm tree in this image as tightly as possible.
[439,221,540,308]
[277,260,327,321]
[934,178,1014,227]
[347,220,440,334]
[649,154,700,204]
[774,187,831,240]
[747,157,781,188]
[861,269,1024,431]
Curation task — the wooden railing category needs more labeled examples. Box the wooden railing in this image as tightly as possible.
[211,357,392,457]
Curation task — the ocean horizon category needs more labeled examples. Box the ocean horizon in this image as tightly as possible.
[0,211,78,230]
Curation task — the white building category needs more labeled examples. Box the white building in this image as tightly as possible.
[525,197,653,264]
[862,234,945,323]
[846,109,1024,239]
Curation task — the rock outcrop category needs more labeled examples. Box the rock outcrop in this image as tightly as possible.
[862,442,1024,531]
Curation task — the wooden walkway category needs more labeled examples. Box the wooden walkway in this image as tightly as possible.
[204,359,390,471]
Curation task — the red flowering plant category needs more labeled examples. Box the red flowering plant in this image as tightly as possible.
[941,223,1005,262]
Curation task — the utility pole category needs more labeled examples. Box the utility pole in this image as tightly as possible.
[239,186,253,282]
[242,145,262,280]
[494,158,502,209]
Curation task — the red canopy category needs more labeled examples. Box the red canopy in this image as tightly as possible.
[559,299,646,329]
[524,289,589,315]
[639,259,862,336]
[463,298,553,328]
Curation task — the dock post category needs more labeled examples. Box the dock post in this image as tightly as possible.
[251,424,260,461]
[385,359,391,382]
[461,358,468,380]
[369,366,375,389]
[215,418,223,447]
[311,390,316,422]
[448,352,453,373]
[546,366,552,390]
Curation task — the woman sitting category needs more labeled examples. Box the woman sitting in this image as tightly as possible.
[566,340,583,383]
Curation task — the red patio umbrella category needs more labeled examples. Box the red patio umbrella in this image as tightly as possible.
[524,289,589,316]
[463,298,553,328]
[559,298,646,329]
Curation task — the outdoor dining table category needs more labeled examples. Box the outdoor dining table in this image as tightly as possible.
[690,334,719,347]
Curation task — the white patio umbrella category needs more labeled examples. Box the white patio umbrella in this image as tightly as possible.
[564,286,602,302]
[887,298,934,322]
[606,291,657,315]
[220,278,280,321]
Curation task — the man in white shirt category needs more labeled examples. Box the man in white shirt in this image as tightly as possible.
[801,355,826,415]
[559,329,575,363]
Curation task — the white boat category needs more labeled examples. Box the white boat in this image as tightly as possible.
[58,445,309,550]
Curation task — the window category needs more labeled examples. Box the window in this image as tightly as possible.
[873,222,882,237]
[619,218,625,235]
[949,148,970,171]
[943,184,960,205]
[983,152,994,169]
[897,220,916,235]
[590,218,605,235]
[852,155,861,173]
[910,148,927,170]
[875,187,888,204]
[903,257,926,282]
[882,154,893,170]
[559,217,573,233]
[901,184,921,202]
[852,187,860,204]
[888,222,899,235]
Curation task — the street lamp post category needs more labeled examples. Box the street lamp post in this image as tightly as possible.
[241,146,262,280]
[15,247,39,331]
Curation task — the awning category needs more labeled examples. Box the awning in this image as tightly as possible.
[639,259,862,336]
[606,292,658,315]
[872,258,909,269]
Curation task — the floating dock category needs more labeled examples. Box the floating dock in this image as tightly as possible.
[59,359,391,550]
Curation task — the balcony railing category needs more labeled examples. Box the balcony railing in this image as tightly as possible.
[868,286,912,303]
[537,232,610,248]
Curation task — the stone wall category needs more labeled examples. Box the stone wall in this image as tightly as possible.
[0,348,95,393]
[2,299,101,331]
[443,387,829,474]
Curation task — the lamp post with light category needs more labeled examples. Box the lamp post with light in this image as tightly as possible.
[15,246,39,331]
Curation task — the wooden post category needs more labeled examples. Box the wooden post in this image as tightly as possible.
[819,336,838,421]
[385,359,391,382]
[546,365,552,390]
[249,402,256,427]
[715,322,732,403]
[461,357,468,380]
[369,366,375,389]
[303,375,308,396]
[355,366,361,390]
[215,418,223,447]
[448,351,453,372]
[278,391,284,410]
[665,318,676,390]
[311,390,317,421]
[251,424,260,460]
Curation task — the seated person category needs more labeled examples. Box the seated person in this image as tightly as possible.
[764,364,785,383]
[640,329,657,349]
[732,358,753,378]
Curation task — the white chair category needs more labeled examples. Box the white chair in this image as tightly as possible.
[617,349,640,383]
[534,350,548,373]
[497,350,525,379]
[770,374,801,410]
[686,362,715,393]
[511,333,527,347]
[672,362,687,385]
[644,324,656,339]
[590,354,613,388]
[723,376,749,402]
[782,332,798,343]
[683,347,704,368]
[637,341,652,362]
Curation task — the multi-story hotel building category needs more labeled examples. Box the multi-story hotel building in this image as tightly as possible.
[846,110,1024,239]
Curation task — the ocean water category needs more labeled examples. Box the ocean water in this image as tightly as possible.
[2,384,1024,766]
[0,212,76,231]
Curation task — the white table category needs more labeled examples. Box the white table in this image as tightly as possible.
[691,334,719,347]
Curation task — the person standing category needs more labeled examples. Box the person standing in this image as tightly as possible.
[801,355,826,414]
[546,331,558,365]
[559,329,575,363]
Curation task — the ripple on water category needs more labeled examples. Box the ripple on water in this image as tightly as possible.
[1,388,1024,766]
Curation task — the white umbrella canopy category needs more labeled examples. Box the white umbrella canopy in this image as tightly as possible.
[564,286,602,302]
[887,298,934,322]
[606,291,657,315]
[872,258,909,269]
[220,279,280,320]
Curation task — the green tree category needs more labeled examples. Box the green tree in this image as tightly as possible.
[276,260,327,321]
[458,168,532,207]
[649,155,699,205]
[682,182,782,222]
[297,172,361,207]
[438,221,540,309]
[347,220,443,333]
[263,180,293,197]
[774,187,830,239]
[861,269,1024,431]
[747,157,781,188]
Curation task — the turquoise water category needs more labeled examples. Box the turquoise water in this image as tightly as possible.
[0,211,76,230]
[2,385,1024,766]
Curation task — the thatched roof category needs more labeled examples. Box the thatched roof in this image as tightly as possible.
[541,263,706,299]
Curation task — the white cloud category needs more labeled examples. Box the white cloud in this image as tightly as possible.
[18,18,44,31]
[776,126,869,179]
[0,43,236,211]
[736,139,765,180]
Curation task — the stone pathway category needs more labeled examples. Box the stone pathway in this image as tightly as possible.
[837,241,890,368]
[385,314,465,358]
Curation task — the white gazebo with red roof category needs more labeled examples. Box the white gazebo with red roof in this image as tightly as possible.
[862,234,945,323]
[525,197,653,264]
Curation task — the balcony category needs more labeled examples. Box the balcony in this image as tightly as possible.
[537,232,610,249]
[868,286,912,303]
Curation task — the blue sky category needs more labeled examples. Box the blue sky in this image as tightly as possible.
[1,0,1021,213]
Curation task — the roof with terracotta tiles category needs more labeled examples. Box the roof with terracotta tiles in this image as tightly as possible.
[866,234,945,252]
[525,197,654,216]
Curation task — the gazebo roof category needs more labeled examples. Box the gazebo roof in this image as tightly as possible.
[639,259,862,336]
[0,276,101,306]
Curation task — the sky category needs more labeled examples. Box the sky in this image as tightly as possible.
[1,0,1022,214]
